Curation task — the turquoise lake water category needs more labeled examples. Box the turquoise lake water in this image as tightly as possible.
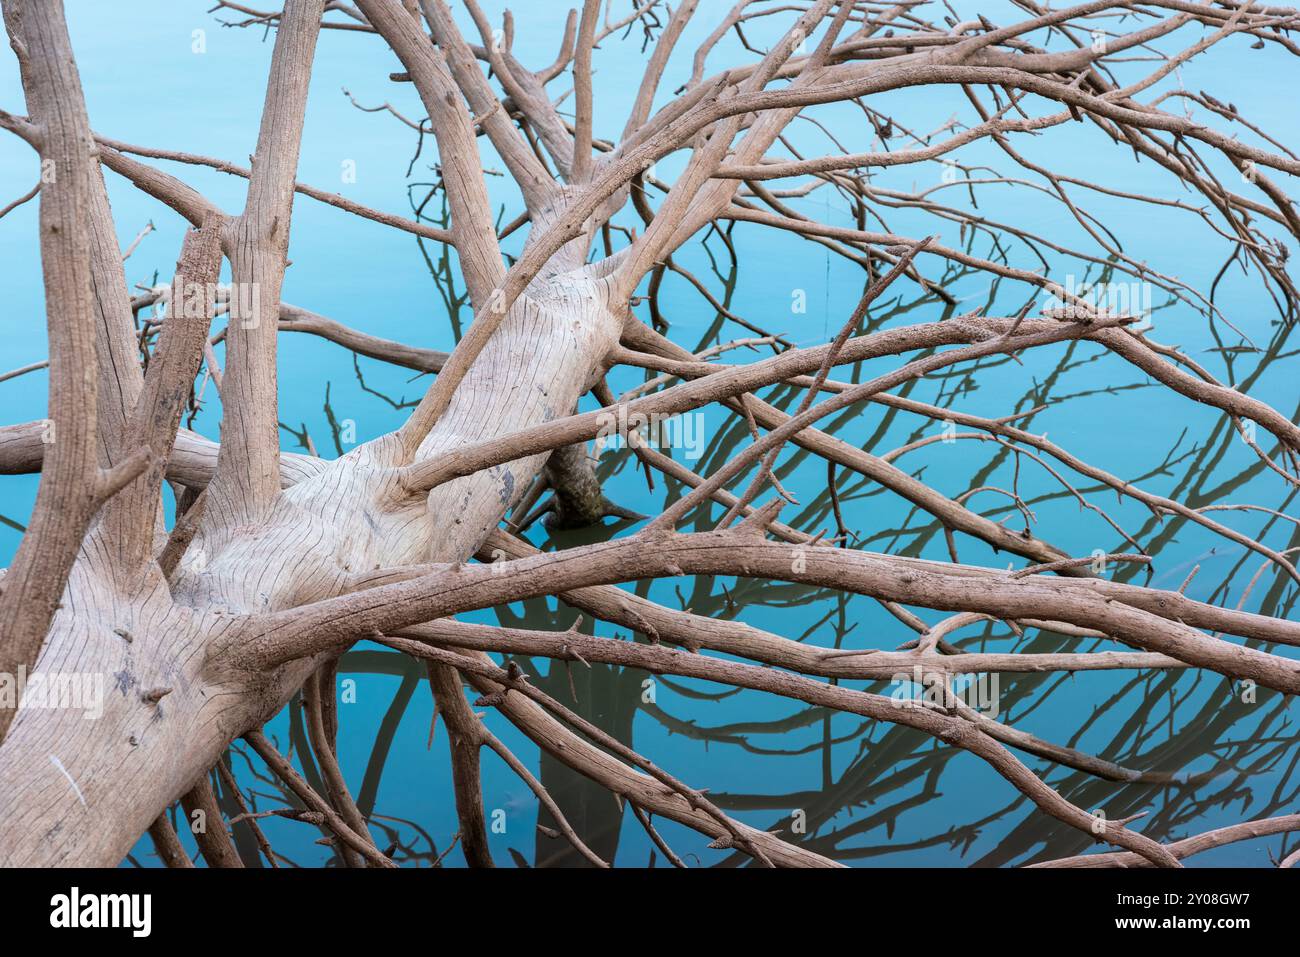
[1,1,1297,866]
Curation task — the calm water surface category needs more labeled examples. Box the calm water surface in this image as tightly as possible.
[0,1,1296,867]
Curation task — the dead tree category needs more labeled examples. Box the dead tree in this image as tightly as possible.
[0,0,1299,868]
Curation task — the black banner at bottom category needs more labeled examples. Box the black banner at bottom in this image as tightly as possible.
[0,866,1288,943]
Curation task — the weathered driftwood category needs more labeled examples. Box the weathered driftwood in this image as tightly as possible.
[1,0,1298,869]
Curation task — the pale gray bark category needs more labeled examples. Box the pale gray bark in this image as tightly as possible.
[1,0,1299,869]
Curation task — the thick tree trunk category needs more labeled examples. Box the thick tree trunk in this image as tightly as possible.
[0,275,622,866]
[5,0,1298,873]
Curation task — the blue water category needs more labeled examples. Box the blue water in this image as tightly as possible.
[1,1,1297,867]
